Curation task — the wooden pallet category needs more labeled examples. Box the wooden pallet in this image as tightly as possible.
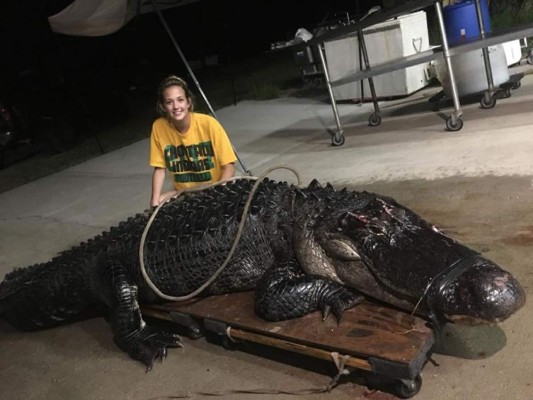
[142,291,435,398]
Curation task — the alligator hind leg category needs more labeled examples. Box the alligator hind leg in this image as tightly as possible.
[103,260,183,371]
[254,260,364,323]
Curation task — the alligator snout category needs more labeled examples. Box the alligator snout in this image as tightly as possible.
[434,257,526,324]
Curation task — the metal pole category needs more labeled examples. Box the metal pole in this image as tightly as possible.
[357,29,380,119]
[474,0,495,98]
[149,0,251,175]
[435,1,462,123]
[316,43,344,145]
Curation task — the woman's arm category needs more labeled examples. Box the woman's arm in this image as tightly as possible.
[219,162,235,181]
[150,167,166,207]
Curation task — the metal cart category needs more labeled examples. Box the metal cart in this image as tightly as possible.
[287,0,533,146]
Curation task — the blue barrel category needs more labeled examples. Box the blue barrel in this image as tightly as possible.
[443,0,491,45]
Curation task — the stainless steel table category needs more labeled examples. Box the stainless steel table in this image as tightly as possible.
[287,0,533,146]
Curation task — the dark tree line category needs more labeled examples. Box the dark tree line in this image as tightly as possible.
[489,0,533,14]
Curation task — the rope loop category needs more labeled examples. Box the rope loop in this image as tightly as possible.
[328,351,352,391]
[139,166,301,301]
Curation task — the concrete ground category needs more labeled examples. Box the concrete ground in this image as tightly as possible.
[2,64,533,400]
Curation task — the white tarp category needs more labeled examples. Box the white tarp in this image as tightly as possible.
[48,0,199,36]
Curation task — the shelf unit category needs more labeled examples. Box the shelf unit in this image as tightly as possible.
[285,0,533,146]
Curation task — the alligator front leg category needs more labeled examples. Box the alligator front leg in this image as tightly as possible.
[103,260,182,371]
[254,260,363,323]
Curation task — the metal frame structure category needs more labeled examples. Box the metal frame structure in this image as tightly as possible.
[290,0,533,146]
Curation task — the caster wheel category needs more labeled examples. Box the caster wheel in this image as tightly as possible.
[480,95,496,109]
[512,81,521,90]
[446,116,463,131]
[331,134,345,146]
[393,375,422,399]
[368,113,381,126]
[221,336,237,350]
[186,325,205,340]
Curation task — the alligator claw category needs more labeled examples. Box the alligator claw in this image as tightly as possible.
[115,326,183,371]
[322,305,331,321]
[321,288,364,325]
[159,347,167,362]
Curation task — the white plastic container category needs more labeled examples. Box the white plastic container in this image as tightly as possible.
[435,44,509,97]
[323,11,431,101]
[502,40,522,66]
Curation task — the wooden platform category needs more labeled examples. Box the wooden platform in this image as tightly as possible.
[142,291,435,387]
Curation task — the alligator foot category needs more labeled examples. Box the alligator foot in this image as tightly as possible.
[321,287,364,324]
[256,265,366,322]
[115,325,183,371]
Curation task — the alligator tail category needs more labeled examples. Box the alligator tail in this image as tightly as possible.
[0,259,94,330]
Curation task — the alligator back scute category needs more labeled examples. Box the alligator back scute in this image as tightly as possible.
[140,179,289,297]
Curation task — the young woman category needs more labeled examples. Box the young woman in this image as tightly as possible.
[149,75,237,207]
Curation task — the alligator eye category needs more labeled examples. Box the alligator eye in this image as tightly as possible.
[338,211,357,227]
[338,212,350,227]
[323,237,361,261]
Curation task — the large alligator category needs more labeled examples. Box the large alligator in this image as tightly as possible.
[0,178,526,370]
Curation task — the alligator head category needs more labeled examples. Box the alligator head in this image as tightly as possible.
[293,185,526,325]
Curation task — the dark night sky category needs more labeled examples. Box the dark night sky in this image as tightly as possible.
[1,0,383,78]
[0,0,382,129]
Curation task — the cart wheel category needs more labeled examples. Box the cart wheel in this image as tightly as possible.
[221,335,237,350]
[527,51,533,65]
[480,95,496,109]
[368,113,381,126]
[331,134,345,146]
[446,116,463,132]
[512,81,521,90]
[393,375,422,399]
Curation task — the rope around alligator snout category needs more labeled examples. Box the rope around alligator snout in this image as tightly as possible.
[139,165,301,301]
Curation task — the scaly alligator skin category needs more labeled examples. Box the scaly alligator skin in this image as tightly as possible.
[0,178,526,369]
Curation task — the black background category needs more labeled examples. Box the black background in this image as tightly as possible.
[0,0,382,134]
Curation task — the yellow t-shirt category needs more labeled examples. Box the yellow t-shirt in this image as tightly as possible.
[149,112,237,190]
